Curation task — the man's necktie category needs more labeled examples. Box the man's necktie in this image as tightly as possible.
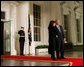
[57,26,61,32]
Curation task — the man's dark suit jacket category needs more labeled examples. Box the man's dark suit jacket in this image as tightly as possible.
[55,25,65,51]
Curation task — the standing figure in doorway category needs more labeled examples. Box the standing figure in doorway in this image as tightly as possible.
[18,27,25,55]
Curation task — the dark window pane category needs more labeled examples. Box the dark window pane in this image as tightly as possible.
[1,11,5,19]
[64,15,68,41]
[33,4,41,41]
[76,19,81,43]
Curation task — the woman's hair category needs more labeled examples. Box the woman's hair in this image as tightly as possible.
[48,20,55,30]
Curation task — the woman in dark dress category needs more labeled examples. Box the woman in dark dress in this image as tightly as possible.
[48,20,57,60]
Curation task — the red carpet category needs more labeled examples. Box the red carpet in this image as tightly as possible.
[1,55,83,66]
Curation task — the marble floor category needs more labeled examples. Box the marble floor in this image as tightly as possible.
[1,60,69,66]
[1,51,83,66]
[26,51,83,58]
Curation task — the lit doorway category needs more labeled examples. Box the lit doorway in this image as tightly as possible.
[0,21,11,55]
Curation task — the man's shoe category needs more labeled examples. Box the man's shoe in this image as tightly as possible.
[57,57,61,59]
[51,57,56,60]
[61,57,66,59]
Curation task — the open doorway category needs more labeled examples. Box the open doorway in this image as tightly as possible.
[0,21,4,55]
[0,21,11,55]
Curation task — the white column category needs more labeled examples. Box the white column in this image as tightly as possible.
[23,2,29,55]
[10,5,17,55]
[70,5,77,45]
[81,14,83,44]
[29,2,35,55]
[30,15,35,55]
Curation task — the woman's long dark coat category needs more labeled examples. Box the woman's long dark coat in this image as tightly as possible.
[48,27,57,54]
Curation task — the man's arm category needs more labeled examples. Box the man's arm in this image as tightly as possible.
[61,26,67,43]
[61,26,65,38]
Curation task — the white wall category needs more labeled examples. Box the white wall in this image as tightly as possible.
[41,2,52,46]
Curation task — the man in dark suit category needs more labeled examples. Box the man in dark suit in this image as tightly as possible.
[55,20,66,59]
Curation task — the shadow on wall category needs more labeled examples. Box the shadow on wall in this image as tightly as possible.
[15,31,20,55]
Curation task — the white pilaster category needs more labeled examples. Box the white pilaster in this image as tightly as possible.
[23,2,29,55]
[29,2,35,55]
[10,4,17,55]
